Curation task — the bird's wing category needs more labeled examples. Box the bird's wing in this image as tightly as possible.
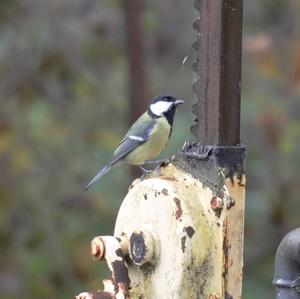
[85,114,155,190]
[109,115,156,166]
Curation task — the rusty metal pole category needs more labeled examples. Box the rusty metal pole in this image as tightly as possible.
[176,0,245,298]
[191,0,242,145]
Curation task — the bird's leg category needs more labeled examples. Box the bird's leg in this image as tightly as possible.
[139,165,152,180]
[139,165,152,174]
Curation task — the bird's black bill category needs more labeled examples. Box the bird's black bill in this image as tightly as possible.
[174,99,184,106]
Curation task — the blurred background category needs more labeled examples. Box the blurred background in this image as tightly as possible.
[0,0,300,298]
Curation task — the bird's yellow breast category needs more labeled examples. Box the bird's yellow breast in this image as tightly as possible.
[125,117,171,165]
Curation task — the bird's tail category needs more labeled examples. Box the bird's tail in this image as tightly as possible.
[85,164,111,191]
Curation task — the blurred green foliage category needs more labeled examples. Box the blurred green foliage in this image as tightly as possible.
[0,0,299,298]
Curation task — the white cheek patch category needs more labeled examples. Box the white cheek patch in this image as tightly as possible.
[150,101,173,116]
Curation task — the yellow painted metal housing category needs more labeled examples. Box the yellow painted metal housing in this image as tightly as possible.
[113,163,245,298]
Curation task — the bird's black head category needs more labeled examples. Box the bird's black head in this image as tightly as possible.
[148,94,184,126]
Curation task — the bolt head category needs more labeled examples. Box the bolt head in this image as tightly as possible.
[129,230,155,266]
[210,196,223,210]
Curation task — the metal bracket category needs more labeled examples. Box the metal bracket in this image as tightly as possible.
[174,142,246,199]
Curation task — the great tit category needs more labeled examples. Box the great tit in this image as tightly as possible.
[85,94,184,190]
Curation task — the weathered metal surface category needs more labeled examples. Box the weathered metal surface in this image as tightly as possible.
[273,228,300,298]
[112,160,245,298]
[223,175,245,298]
[192,0,243,145]
[175,143,246,298]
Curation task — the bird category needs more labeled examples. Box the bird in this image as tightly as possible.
[85,94,184,190]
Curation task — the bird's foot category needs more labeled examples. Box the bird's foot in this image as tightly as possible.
[139,165,152,174]
[138,166,151,180]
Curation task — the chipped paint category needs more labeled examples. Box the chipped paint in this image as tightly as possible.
[181,236,186,253]
[111,260,131,291]
[161,188,169,195]
[173,197,183,220]
[184,226,195,238]
[76,236,130,299]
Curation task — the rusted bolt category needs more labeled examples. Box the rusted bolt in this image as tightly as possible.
[91,237,105,260]
[210,196,223,211]
[129,230,155,266]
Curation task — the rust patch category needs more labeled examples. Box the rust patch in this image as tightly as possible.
[181,236,186,253]
[223,220,229,280]
[91,238,105,260]
[173,197,183,219]
[184,226,195,238]
[118,282,131,294]
[210,196,218,209]
[238,181,245,187]
[227,196,235,209]
[162,188,169,195]
[210,196,223,217]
